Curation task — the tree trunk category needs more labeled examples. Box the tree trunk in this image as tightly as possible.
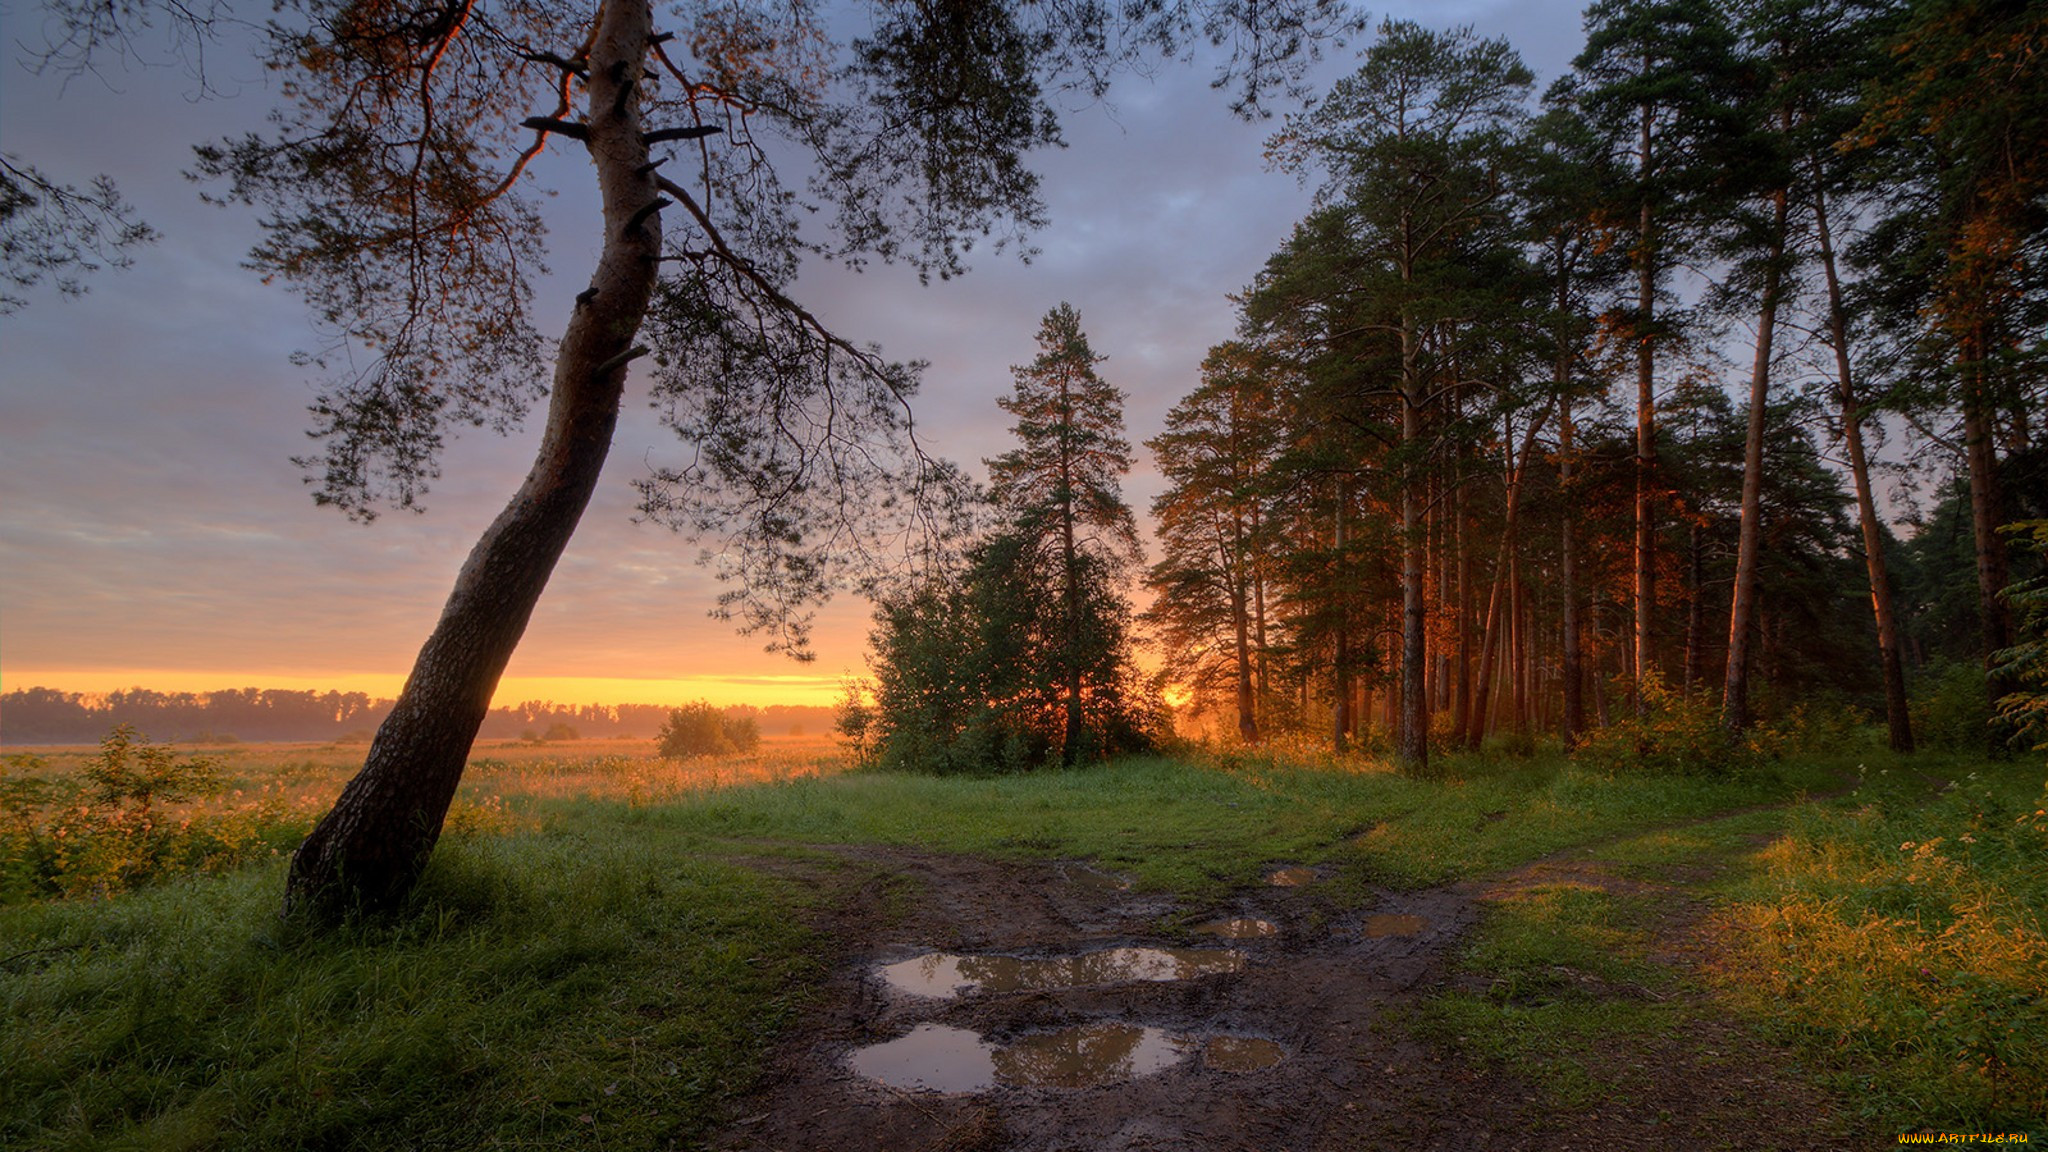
[1684,521,1706,693]
[1961,328,2015,734]
[284,0,661,919]
[1398,343,1428,772]
[1454,467,1473,738]
[1813,178,1912,751]
[1722,176,1788,735]
[1466,409,1548,748]
[1333,479,1352,755]
[1634,95,1658,713]
[1560,392,1585,747]
[1231,525,1259,743]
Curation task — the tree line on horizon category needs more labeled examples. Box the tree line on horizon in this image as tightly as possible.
[0,687,834,746]
[854,0,2047,775]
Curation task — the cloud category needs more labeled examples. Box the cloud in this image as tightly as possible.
[1,0,1589,700]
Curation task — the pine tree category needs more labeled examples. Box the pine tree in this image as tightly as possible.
[988,303,1144,765]
[1266,19,1536,771]
[1145,341,1284,743]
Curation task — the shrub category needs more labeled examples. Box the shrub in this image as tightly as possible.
[1910,661,1993,751]
[657,702,760,759]
[81,723,222,813]
[1573,671,1769,777]
[1993,520,2048,762]
[0,726,309,902]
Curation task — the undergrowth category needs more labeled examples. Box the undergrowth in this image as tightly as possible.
[1711,759,2048,1132]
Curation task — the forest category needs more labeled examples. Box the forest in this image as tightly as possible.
[851,2,2048,779]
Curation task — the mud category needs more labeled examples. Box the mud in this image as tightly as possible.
[1191,917,1278,940]
[1265,865,1318,887]
[719,843,1867,1151]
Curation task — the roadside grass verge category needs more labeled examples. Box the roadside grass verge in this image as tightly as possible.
[1,827,819,1151]
[1709,756,2048,1134]
[1416,750,2044,1140]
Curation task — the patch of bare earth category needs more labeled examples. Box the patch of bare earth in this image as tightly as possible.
[717,844,1871,1151]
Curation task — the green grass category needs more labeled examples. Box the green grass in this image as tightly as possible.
[607,748,1843,896]
[3,741,2027,1149]
[1711,754,2048,1134]
[1412,851,1688,1110]
[2,828,819,1151]
[1418,748,2046,1140]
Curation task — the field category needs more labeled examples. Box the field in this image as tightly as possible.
[2,734,2043,1149]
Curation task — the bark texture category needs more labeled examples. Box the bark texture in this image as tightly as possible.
[1722,179,1787,735]
[284,0,661,918]
[1813,180,1912,751]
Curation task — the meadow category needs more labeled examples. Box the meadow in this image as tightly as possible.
[2,730,2042,1148]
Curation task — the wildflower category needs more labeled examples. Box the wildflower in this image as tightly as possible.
[1901,841,1916,851]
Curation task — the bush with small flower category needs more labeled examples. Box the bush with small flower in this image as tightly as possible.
[0,725,312,901]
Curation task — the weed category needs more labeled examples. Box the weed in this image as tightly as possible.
[1710,761,2048,1132]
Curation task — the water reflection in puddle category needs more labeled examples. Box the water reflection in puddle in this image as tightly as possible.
[847,1023,996,1092]
[1192,917,1279,939]
[1363,913,1430,937]
[1267,867,1317,887]
[848,1024,1283,1092]
[995,1023,1195,1088]
[1202,1035,1286,1072]
[879,947,1246,999]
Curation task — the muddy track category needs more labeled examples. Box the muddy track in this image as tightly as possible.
[717,798,1870,1152]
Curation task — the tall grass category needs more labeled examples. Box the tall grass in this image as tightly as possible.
[2,828,819,1151]
[1710,758,2048,1132]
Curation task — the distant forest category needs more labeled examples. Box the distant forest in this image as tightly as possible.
[0,687,835,746]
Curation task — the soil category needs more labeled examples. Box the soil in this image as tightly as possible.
[717,842,1873,1151]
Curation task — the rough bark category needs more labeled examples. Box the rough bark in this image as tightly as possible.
[1722,179,1788,734]
[284,0,661,918]
[1333,479,1352,755]
[1560,392,1585,746]
[1398,314,1428,772]
[1813,179,1912,751]
[1634,95,1658,713]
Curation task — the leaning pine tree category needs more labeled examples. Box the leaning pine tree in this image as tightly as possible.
[67,0,1353,919]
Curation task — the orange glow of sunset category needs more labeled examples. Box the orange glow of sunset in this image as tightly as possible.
[2,669,844,710]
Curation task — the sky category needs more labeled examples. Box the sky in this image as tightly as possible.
[0,0,1587,711]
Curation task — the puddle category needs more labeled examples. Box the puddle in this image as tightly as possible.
[1202,1035,1286,1072]
[850,1024,1281,1091]
[1363,913,1430,938]
[1192,917,1278,939]
[1062,863,1133,891]
[995,1022,1196,1088]
[878,947,1246,999]
[1267,866,1317,887]
[847,1023,997,1092]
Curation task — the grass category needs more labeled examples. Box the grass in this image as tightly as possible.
[1418,748,2046,1140]
[1709,755,2048,1133]
[2,733,2040,1147]
[2,830,819,1151]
